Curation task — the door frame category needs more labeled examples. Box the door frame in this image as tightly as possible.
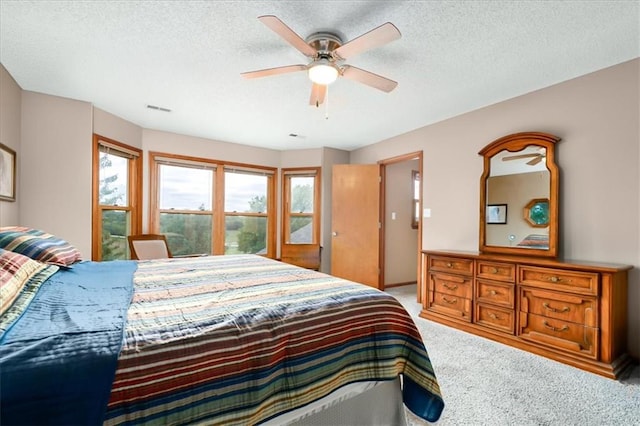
[379,151,423,294]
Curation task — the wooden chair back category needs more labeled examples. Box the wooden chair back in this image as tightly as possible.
[128,234,172,260]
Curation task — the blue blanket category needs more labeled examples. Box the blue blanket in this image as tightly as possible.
[0,260,136,426]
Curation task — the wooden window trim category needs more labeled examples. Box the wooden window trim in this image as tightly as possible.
[281,167,322,245]
[149,151,277,258]
[91,134,142,260]
[221,169,276,258]
[412,170,420,229]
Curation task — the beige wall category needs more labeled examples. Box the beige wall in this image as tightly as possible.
[20,91,93,256]
[384,159,419,285]
[351,59,640,357]
[0,65,21,226]
[93,108,143,150]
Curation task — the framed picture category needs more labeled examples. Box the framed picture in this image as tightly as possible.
[0,142,16,202]
[487,204,507,224]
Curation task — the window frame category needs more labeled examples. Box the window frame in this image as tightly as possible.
[149,151,276,258]
[281,167,322,245]
[412,170,420,229]
[91,134,142,260]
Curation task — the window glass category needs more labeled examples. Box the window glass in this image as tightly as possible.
[225,216,267,254]
[289,176,314,213]
[288,216,313,243]
[99,152,128,206]
[101,209,130,261]
[224,171,269,255]
[225,172,268,213]
[160,213,212,255]
[157,164,214,256]
[93,137,141,261]
[412,170,420,229]
[160,164,213,210]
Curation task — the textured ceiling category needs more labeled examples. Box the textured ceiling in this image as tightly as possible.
[1,1,638,151]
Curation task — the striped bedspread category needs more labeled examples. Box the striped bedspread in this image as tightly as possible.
[104,254,444,425]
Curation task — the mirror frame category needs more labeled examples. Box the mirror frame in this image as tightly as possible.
[479,132,561,258]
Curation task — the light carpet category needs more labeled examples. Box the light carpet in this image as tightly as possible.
[386,284,640,426]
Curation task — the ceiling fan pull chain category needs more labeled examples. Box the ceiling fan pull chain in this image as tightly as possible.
[325,85,330,120]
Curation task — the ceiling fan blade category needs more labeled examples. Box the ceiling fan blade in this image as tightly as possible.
[241,64,307,79]
[258,15,317,58]
[333,22,401,60]
[527,156,543,165]
[309,83,327,106]
[341,65,398,92]
[502,153,539,161]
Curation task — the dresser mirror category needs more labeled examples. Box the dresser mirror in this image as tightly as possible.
[478,132,561,258]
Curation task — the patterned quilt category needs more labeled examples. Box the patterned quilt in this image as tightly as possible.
[104,254,444,425]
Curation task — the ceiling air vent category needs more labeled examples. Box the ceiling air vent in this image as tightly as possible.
[146,104,171,112]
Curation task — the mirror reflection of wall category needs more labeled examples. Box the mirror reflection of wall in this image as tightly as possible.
[486,170,550,246]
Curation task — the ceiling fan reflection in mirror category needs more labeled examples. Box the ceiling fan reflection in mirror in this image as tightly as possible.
[502,148,546,166]
[241,15,401,107]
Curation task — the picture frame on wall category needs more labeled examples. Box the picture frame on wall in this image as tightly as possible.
[0,142,16,202]
[487,203,507,224]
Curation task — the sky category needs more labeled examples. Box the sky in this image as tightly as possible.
[100,155,267,212]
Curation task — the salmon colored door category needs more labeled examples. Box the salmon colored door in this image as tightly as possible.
[331,164,381,288]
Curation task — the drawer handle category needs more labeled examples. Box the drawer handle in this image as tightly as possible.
[443,283,458,291]
[489,290,498,296]
[543,321,569,332]
[543,302,570,313]
[491,267,499,274]
[446,262,453,268]
[442,296,457,304]
[548,276,562,283]
[489,313,500,320]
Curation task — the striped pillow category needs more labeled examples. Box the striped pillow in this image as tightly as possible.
[0,248,58,317]
[0,226,82,267]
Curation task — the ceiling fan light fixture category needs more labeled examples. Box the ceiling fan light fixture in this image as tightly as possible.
[308,60,339,85]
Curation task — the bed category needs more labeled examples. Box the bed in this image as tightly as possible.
[0,228,444,425]
[517,233,549,249]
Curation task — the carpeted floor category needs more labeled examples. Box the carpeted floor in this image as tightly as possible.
[386,284,640,426]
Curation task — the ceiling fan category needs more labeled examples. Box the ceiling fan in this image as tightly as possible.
[241,15,401,106]
[502,149,546,166]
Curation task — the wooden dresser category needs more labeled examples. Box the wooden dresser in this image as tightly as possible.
[420,250,633,379]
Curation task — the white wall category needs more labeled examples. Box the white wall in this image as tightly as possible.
[0,65,21,226]
[351,59,640,357]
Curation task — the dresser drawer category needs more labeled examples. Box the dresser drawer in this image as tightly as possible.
[429,256,473,276]
[520,288,597,327]
[476,261,515,283]
[475,303,514,334]
[427,291,472,321]
[518,266,598,295]
[431,273,473,299]
[475,279,515,308]
[518,313,597,358]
